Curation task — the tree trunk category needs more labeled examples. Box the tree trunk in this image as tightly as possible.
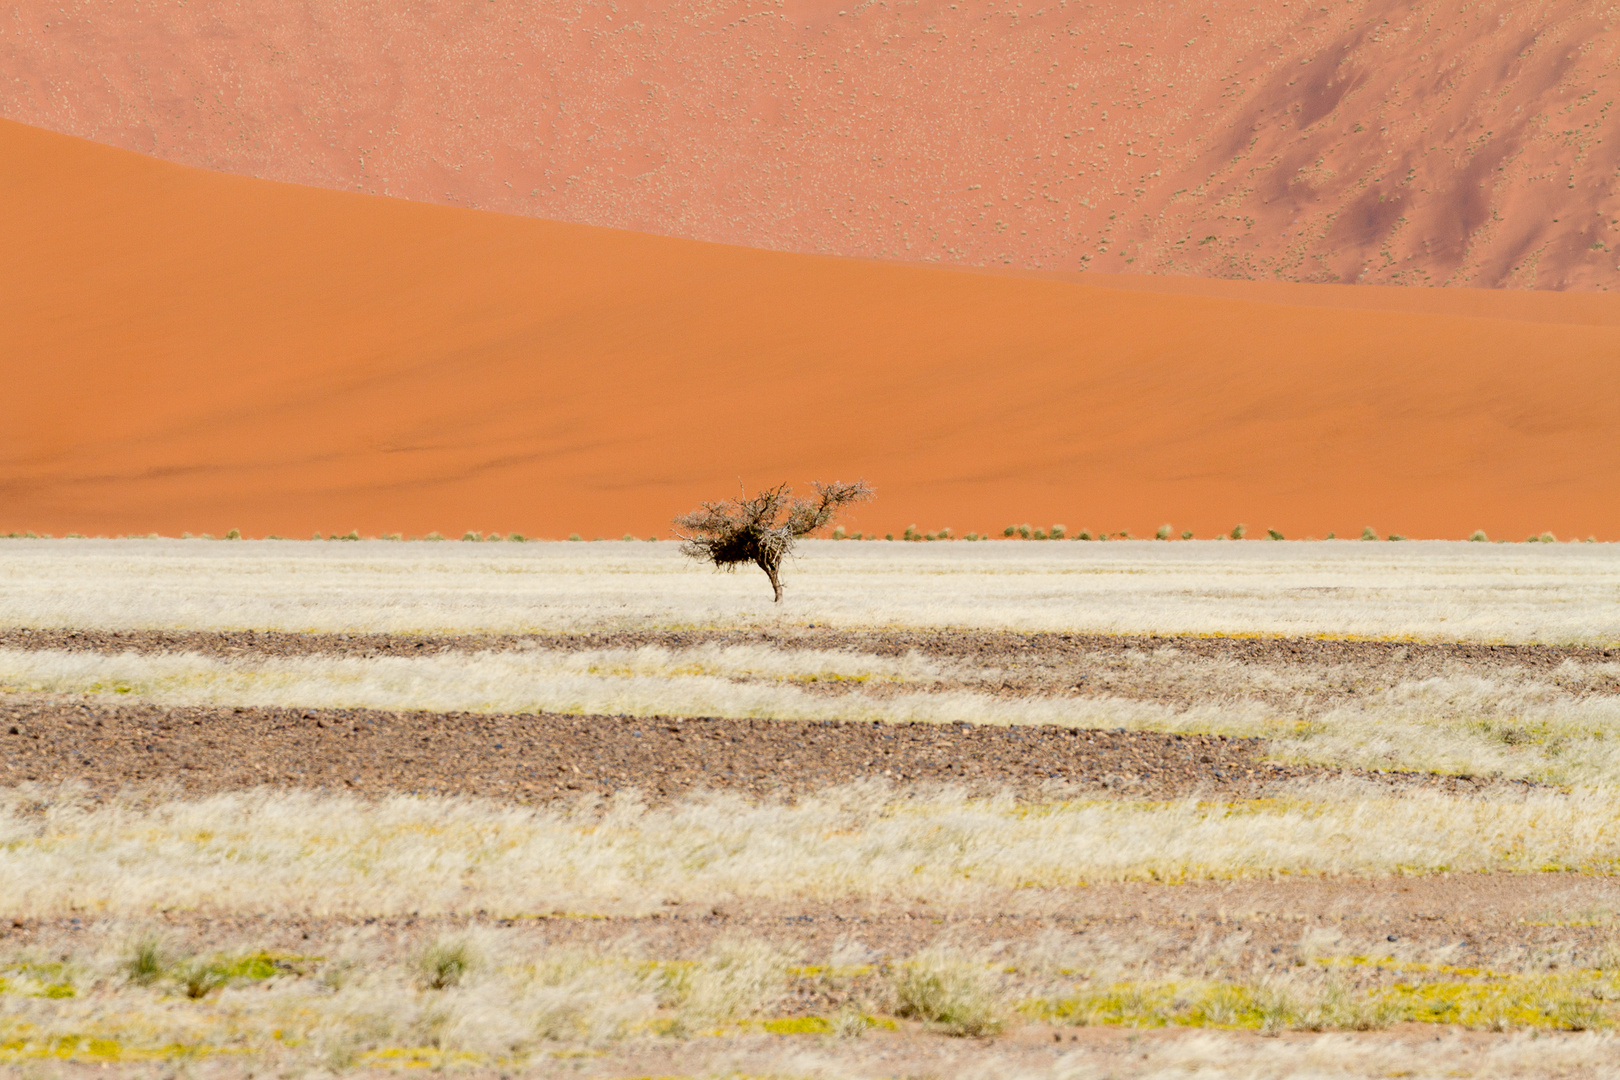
[759,552,784,603]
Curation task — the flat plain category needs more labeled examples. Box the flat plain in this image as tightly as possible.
[3,538,1620,1078]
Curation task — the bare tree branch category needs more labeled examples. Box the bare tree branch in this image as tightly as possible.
[673,479,874,602]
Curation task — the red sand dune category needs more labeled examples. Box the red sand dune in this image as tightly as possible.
[3,0,1616,288]
[3,118,1618,541]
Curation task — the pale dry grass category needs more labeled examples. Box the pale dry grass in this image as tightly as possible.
[0,538,1616,641]
[6,921,1620,1073]
[3,782,1620,919]
[0,644,1259,732]
[8,647,1620,784]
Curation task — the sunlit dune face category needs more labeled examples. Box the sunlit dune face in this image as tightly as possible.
[1,0,1615,287]
[3,119,1620,538]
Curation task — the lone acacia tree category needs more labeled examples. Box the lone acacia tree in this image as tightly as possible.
[674,480,873,602]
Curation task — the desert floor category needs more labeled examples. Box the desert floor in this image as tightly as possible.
[3,539,1620,1077]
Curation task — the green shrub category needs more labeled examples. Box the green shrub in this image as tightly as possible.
[568,533,582,541]
[1229,524,1247,540]
[462,531,481,541]
[1018,523,1032,539]
[1267,528,1284,541]
[891,948,1007,1037]
[1540,531,1557,543]
[416,937,478,990]
[1469,529,1488,542]
[1077,530,1093,541]
[1155,524,1171,540]
[1361,526,1378,541]
[1180,530,1193,540]
[1003,525,1017,537]
[423,531,444,541]
[1049,524,1066,540]
[832,526,847,540]
[1032,529,1048,540]
[125,938,167,986]
[225,529,241,540]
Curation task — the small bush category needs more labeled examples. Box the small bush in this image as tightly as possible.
[1469,529,1488,542]
[621,532,635,541]
[1077,529,1093,541]
[417,937,478,991]
[383,532,404,541]
[1361,526,1378,541]
[885,532,895,540]
[125,938,167,986]
[1018,523,1032,539]
[1181,530,1193,540]
[225,529,242,540]
[1387,533,1406,541]
[424,531,444,541]
[1155,524,1171,540]
[509,533,526,542]
[1540,531,1557,543]
[176,959,230,999]
[1267,528,1284,541]
[1003,525,1017,537]
[903,524,919,541]
[1229,524,1247,540]
[832,526,847,540]
[462,531,481,542]
[568,533,582,541]
[1032,529,1047,540]
[891,948,1007,1037]
[1049,524,1066,540]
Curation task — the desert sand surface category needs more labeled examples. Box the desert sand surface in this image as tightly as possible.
[2,0,1614,287]
[4,120,1619,540]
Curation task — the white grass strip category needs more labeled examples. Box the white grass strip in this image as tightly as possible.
[0,646,1259,731]
[0,538,1616,642]
[1,784,1617,918]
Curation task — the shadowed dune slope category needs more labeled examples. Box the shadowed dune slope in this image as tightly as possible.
[2,119,1618,541]
[2,0,1617,287]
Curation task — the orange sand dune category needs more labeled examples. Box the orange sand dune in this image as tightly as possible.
[3,0,1617,288]
[2,119,1618,541]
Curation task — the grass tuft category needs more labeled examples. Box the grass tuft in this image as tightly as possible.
[892,947,1007,1037]
[416,936,478,990]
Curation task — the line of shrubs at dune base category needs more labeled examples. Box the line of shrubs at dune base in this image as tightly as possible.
[0,526,1608,544]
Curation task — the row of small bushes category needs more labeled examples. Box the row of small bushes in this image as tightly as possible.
[1,528,1604,544]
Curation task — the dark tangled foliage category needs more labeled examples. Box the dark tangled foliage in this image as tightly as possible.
[673,480,874,602]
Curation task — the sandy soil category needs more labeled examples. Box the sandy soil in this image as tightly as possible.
[9,871,1612,961]
[5,119,1620,542]
[2,0,1615,288]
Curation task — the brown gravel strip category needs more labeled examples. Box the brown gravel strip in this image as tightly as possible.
[2,626,1615,667]
[0,696,1530,804]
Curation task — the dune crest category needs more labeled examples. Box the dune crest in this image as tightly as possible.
[2,0,1614,287]
[2,119,1617,540]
